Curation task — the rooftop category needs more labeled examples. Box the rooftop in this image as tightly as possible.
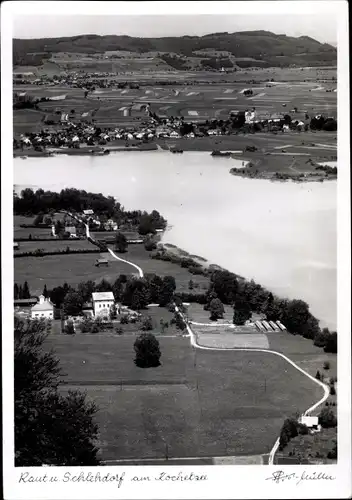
[31,299,54,311]
[92,291,114,302]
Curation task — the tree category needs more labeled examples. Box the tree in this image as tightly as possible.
[315,370,321,380]
[188,279,194,290]
[34,212,44,226]
[211,270,238,304]
[160,319,168,333]
[43,215,52,225]
[323,361,330,370]
[115,232,128,253]
[43,284,49,298]
[148,274,163,304]
[63,291,84,317]
[64,320,75,335]
[54,220,64,237]
[23,281,30,299]
[95,279,112,292]
[282,299,310,335]
[264,292,283,321]
[141,315,153,331]
[134,333,161,368]
[174,312,186,331]
[144,237,157,251]
[209,297,225,321]
[78,280,96,303]
[318,407,337,428]
[109,303,117,320]
[14,283,19,300]
[233,297,251,326]
[158,276,176,307]
[324,332,337,353]
[18,285,23,299]
[112,274,127,301]
[49,284,70,309]
[279,418,299,450]
[14,317,99,466]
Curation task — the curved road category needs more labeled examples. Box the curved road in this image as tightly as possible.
[67,210,329,464]
[176,312,330,465]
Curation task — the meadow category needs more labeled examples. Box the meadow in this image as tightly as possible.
[14,240,209,295]
[46,335,324,461]
[13,74,337,136]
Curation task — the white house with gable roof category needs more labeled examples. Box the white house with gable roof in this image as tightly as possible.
[92,291,115,317]
[31,295,55,319]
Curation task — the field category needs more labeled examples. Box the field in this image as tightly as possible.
[266,332,337,384]
[14,240,209,295]
[13,72,337,136]
[45,335,324,461]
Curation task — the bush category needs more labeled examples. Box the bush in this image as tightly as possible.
[330,385,336,396]
[318,407,337,428]
[134,333,161,368]
[64,321,75,335]
[279,418,299,450]
[115,327,124,335]
[323,361,330,370]
[315,370,321,380]
[141,315,153,331]
[90,323,100,333]
[120,315,129,324]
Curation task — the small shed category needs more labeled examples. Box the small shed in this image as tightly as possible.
[95,258,109,267]
[300,416,319,429]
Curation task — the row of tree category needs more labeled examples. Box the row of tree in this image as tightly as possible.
[203,269,337,352]
[14,282,31,300]
[46,274,177,317]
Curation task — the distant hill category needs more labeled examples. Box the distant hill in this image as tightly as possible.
[13,31,337,69]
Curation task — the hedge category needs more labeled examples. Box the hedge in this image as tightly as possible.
[14,248,101,258]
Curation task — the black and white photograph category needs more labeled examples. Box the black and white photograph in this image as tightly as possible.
[1,1,351,499]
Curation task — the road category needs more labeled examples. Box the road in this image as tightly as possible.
[66,210,330,465]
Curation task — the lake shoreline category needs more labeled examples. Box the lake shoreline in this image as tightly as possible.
[14,152,337,329]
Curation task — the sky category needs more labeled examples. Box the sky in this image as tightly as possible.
[12,13,337,45]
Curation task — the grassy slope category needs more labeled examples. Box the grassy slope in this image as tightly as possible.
[47,335,324,460]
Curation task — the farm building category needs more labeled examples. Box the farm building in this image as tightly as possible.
[95,258,109,267]
[299,416,320,432]
[14,297,38,308]
[31,295,55,320]
[92,291,115,318]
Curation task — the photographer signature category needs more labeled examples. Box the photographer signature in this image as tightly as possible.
[266,470,335,486]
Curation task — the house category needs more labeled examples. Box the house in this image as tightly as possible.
[95,258,109,267]
[65,226,76,236]
[83,209,94,216]
[31,295,55,320]
[92,291,115,317]
[299,416,320,432]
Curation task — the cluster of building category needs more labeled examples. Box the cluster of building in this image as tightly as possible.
[15,291,140,323]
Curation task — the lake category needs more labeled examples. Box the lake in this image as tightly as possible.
[14,151,337,329]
